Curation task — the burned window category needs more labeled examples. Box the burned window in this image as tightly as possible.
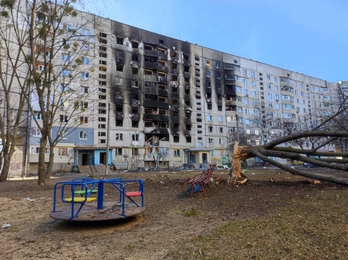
[132,54,139,61]
[159,109,166,115]
[115,105,123,112]
[116,65,123,72]
[144,81,156,88]
[131,80,138,88]
[132,41,139,48]
[132,121,139,128]
[145,94,157,101]
[184,54,189,61]
[99,32,107,38]
[174,136,179,143]
[116,119,123,127]
[144,121,153,127]
[184,66,189,72]
[173,112,179,119]
[144,45,152,51]
[160,122,167,128]
[159,39,164,44]
[116,37,123,45]
[131,93,138,100]
[132,67,138,74]
[172,99,178,105]
[186,136,191,143]
[158,84,166,90]
[207,104,212,110]
[186,124,191,131]
[115,91,123,99]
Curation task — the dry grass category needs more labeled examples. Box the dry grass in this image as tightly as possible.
[169,189,348,259]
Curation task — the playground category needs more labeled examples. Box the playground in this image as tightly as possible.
[0,168,347,259]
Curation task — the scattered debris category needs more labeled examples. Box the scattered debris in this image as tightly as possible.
[314,180,321,185]
[1,223,11,229]
[25,197,36,202]
[160,181,164,184]
[199,247,202,255]
[269,178,276,183]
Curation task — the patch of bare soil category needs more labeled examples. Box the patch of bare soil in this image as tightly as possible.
[0,168,346,259]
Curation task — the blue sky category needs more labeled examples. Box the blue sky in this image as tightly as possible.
[87,0,347,82]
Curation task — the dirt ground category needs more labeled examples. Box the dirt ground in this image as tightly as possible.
[0,168,347,259]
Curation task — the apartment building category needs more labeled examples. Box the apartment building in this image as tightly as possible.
[3,8,340,176]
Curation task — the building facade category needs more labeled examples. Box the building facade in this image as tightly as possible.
[6,10,340,176]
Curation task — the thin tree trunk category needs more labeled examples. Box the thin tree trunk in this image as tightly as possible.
[38,134,47,185]
[0,154,11,182]
[46,145,54,179]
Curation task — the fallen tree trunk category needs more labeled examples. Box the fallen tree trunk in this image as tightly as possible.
[230,137,348,186]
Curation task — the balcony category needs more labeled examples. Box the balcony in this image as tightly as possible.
[115,112,124,119]
[144,50,158,57]
[225,88,236,96]
[143,100,169,109]
[131,99,141,107]
[144,74,157,82]
[131,113,140,121]
[158,64,168,73]
[130,60,140,68]
[183,60,190,66]
[116,57,124,65]
[171,69,179,76]
[158,76,167,84]
[144,62,158,70]
[158,89,168,97]
[158,53,167,61]
[144,87,157,95]
[172,105,179,112]
[171,59,178,64]
[184,72,190,79]
[226,100,234,106]
[184,118,191,124]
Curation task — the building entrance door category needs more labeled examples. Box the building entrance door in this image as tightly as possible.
[100,152,106,165]
[202,153,207,163]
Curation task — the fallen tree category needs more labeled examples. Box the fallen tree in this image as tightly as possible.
[230,106,348,186]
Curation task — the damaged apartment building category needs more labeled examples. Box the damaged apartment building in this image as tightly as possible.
[20,10,338,175]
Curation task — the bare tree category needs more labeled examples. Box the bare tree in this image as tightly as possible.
[0,0,33,181]
[1,0,97,184]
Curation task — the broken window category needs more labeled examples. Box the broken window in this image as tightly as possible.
[132,121,139,128]
[131,80,138,88]
[132,41,139,48]
[80,117,88,124]
[158,96,166,102]
[115,105,123,112]
[132,54,139,61]
[159,109,166,115]
[132,68,138,74]
[186,136,191,143]
[144,45,152,51]
[144,121,153,127]
[116,119,123,127]
[116,37,123,44]
[116,65,123,72]
[174,136,179,143]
